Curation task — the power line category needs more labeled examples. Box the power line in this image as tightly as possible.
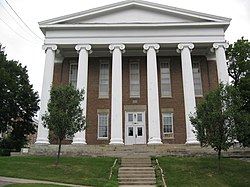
[0,16,40,45]
[4,0,43,41]
[0,2,40,42]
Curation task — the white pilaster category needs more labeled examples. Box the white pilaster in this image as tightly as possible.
[177,43,198,144]
[143,44,162,145]
[35,45,57,144]
[212,43,229,84]
[109,44,125,145]
[72,44,92,144]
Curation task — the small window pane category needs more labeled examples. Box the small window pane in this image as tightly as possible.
[137,113,142,122]
[137,127,143,136]
[128,127,133,136]
[128,114,133,122]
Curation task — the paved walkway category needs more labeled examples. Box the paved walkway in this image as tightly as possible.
[0,176,90,187]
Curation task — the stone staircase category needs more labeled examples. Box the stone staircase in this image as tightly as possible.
[119,156,156,186]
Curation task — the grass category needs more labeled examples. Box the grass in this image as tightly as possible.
[5,184,69,187]
[0,156,119,187]
[157,156,250,187]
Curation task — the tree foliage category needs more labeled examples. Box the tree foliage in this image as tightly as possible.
[0,44,39,152]
[226,37,250,86]
[226,37,250,147]
[190,84,243,172]
[42,85,85,163]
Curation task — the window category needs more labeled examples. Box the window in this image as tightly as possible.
[98,112,108,139]
[160,61,171,97]
[99,62,109,98]
[130,62,140,97]
[69,63,78,88]
[192,62,203,96]
[162,112,173,137]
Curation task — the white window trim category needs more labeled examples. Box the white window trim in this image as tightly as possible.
[69,62,78,88]
[160,59,172,98]
[97,110,109,140]
[129,61,140,98]
[192,61,203,97]
[162,112,174,139]
[98,61,109,99]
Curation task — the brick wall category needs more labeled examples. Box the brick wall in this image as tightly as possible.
[51,55,218,145]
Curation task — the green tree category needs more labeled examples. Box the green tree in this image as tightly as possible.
[226,37,250,147]
[226,37,250,86]
[0,44,39,152]
[190,84,242,172]
[42,85,85,163]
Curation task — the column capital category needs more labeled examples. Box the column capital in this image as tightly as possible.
[75,44,92,54]
[109,44,125,53]
[42,44,57,52]
[213,43,229,49]
[177,43,194,53]
[143,43,160,53]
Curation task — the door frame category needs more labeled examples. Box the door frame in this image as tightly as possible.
[125,111,146,145]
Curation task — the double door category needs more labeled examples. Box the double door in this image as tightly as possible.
[125,112,146,145]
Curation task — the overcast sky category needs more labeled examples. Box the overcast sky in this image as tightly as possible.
[0,0,250,97]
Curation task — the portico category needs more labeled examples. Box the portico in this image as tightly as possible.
[36,0,230,146]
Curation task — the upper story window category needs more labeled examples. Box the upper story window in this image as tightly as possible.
[160,60,171,97]
[99,62,109,98]
[130,62,140,97]
[192,62,203,96]
[69,63,78,88]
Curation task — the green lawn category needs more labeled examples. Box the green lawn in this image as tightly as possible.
[0,156,118,187]
[157,156,250,187]
[5,184,68,187]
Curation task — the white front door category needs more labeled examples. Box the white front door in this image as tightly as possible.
[125,111,146,145]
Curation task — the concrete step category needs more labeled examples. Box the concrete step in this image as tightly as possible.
[121,163,152,167]
[119,170,155,175]
[119,185,156,187]
[119,173,155,178]
[119,167,155,171]
[119,180,156,185]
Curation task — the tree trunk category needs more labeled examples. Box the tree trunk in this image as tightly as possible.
[217,148,221,173]
[57,139,62,165]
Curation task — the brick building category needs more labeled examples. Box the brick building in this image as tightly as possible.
[35,0,230,145]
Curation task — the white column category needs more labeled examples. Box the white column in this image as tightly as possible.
[143,44,162,145]
[213,43,229,84]
[35,45,57,144]
[177,43,198,144]
[72,44,92,144]
[109,44,125,145]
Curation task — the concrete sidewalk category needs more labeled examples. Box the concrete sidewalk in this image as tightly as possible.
[0,176,90,187]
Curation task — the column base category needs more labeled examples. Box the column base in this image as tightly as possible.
[185,139,199,145]
[109,138,124,145]
[35,138,50,145]
[72,138,87,145]
[147,138,162,145]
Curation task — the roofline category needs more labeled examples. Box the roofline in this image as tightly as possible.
[39,21,230,35]
[39,0,231,25]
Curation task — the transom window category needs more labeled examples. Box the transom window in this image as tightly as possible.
[160,60,171,97]
[162,112,173,136]
[69,63,78,88]
[99,62,109,98]
[130,62,140,97]
[98,112,108,139]
[192,62,203,96]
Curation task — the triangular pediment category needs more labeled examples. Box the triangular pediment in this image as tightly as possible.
[40,0,231,26]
